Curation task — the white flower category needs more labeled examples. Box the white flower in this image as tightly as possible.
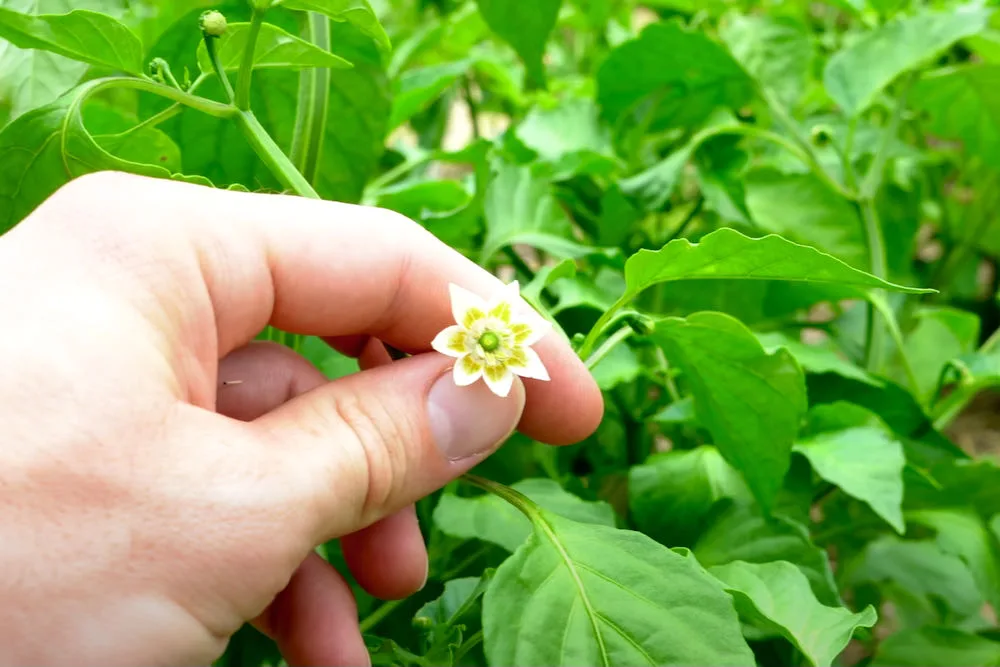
[431,281,551,397]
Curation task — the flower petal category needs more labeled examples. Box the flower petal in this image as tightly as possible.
[453,355,483,386]
[449,283,489,329]
[511,317,551,346]
[431,325,469,358]
[509,345,550,381]
[483,363,515,397]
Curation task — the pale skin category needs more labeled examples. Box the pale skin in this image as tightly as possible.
[0,172,604,666]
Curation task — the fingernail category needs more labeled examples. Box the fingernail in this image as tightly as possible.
[426,372,525,461]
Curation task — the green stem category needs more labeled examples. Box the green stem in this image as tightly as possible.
[235,8,266,110]
[577,294,631,360]
[862,200,888,372]
[89,76,235,118]
[662,196,704,244]
[364,153,435,199]
[358,598,405,634]
[462,76,481,139]
[859,75,915,372]
[654,346,682,403]
[436,544,490,581]
[585,325,632,370]
[203,35,235,103]
[289,12,331,181]
[103,74,211,140]
[932,387,975,432]
[842,117,858,191]
[235,110,320,197]
[453,630,484,663]
[461,474,540,520]
[502,246,536,280]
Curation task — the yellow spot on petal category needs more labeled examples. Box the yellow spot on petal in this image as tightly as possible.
[463,307,486,329]
[507,347,528,368]
[447,329,468,354]
[484,363,507,382]
[488,301,512,323]
[460,355,482,375]
[510,323,532,343]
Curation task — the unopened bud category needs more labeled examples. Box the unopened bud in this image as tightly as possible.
[199,10,227,37]
[810,124,834,147]
[625,313,656,337]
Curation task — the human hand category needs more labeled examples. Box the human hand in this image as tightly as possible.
[0,172,603,666]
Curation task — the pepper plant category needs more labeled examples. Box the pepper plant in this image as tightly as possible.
[2,0,1000,665]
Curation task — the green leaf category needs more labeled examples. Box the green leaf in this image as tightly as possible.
[823,7,991,116]
[619,111,738,211]
[516,98,621,180]
[389,60,471,130]
[0,0,130,124]
[795,403,906,533]
[433,479,616,553]
[719,13,814,108]
[744,169,867,269]
[374,179,477,248]
[652,312,808,511]
[629,446,751,546]
[475,0,560,88]
[196,21,352,72]
[912,64,1000,169]
[709,560,877,667]
[757,332,882,387]
[415,575,489,628]
[590,342,642,391]
[694,506,841,606]
[0,79,209,231]
[907,508,1000,612]
[597,21,753,131]
[0,7,143,75]
[481,160,589,263]
[842,536,984,619]
[280,0,390,52]
[622,228,931,305]
[483,513,754,666]
[873,627,1000,667]
[891,306,980,406]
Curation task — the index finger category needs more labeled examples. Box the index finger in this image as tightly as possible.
[44,173,604,445]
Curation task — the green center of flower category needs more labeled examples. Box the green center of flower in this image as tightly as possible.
[478,331,501,352]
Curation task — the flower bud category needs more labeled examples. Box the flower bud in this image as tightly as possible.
[810,124,834,148]
[199,10,228,37]
[625,313,656,337]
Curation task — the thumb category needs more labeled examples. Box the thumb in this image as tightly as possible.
[253,351,525,544]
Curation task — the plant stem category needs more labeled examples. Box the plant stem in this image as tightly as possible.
[502,246,535,280]
[203,35,236,103]
[462,75,481,139]
[358,598,405,633]
[461,474,539,519]
[842,117,858,191]
[453,630,484,663]
[861,200,888,372]
[585,325,632,370]
[577,294,630,360]
[235,8,266,110]
[103,75,212,140]
[91,77,236,119]
[236,110,321,197]
[859,75,915,372]
[364,153,435,198]
[289,11,331,182]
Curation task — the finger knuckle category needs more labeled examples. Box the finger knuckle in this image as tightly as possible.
[329,390,413,521]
